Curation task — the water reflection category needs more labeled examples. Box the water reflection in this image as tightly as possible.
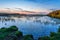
[0,16,60,39]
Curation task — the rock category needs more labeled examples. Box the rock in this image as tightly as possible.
[22,35,34,40]
[0,26,23,40]
[15,31,23,37]
[38,36,50,40]
[9,26,18,31]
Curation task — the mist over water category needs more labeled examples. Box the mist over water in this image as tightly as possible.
[0,16,60,39]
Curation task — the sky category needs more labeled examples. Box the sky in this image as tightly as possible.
[0,0,60,12]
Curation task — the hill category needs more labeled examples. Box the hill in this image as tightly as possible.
[48,10,60,19]
[0,13,46,17]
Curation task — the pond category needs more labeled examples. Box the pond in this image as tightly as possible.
[0,16,60,40]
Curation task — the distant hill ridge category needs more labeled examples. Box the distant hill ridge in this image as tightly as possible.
[48,10,60,19]
[0,13,46,16]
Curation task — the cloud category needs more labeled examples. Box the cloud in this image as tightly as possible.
[24,0,52,3]
[49,8,57,11]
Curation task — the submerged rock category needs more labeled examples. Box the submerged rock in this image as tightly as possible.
[38,36,50,40]
[22,35,34,40]
[0,26,34,40]
[0,26,23,40]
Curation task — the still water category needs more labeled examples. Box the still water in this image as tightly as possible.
[0,16,60,39]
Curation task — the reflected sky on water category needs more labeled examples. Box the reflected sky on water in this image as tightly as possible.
[0,16,60,39]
